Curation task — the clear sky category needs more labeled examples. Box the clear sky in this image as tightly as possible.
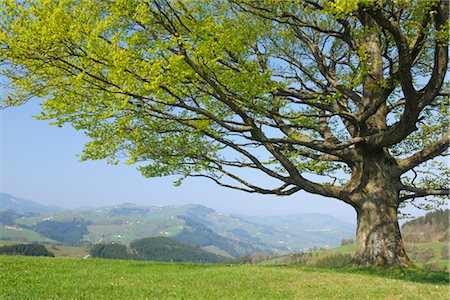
[0,99,430,223]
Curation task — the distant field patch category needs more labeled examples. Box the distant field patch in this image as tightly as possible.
[0,228,57,243]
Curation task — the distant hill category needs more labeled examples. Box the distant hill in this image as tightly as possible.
[131,236,225,263]
[235,214,355,251]
[1,193,356,257]
[0,243,55,257]
[246,210,450,270]
[401,209,449,243]
[89,237,225,263]
[30,219,89,246]
[0,193,59,214]
[173,215,264,258]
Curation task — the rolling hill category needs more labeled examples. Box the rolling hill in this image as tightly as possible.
[0,194,356,257]
[0,193,59,214]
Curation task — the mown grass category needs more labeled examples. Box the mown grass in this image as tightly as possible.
[0,256,448,299]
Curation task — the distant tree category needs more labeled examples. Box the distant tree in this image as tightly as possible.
[0,0,448,267]
[0,244,54,257]
[401,209,449,243]
[441,245,449,260]
[402,209,449,229]
[89,243,131,260]
[250,253,270,264]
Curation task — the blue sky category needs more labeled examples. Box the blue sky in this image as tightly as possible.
[0,98,433,223]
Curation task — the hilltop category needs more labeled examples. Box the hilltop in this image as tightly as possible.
[0,193,59,214]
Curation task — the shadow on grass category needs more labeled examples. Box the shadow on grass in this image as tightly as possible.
[294,265,449,285]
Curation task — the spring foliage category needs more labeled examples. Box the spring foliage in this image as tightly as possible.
[0,0,448,201]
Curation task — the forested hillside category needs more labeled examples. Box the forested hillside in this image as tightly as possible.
[90,237,225,263]
[0,244,54,257]
[30,220,89,246]
[402,209,449,243]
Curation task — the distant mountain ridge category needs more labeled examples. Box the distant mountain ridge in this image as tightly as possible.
[0,193,356,257]
[0,193,60,214]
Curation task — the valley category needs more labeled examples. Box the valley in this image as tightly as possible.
[0,193,355,257]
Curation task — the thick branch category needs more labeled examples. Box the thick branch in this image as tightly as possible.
[418,0,449,107]
[366,1,448,148]
[369,6,417,100]
[398,131,450,173]
[399,185,450,202]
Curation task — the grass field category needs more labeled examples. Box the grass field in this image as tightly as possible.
[0,256,448,299]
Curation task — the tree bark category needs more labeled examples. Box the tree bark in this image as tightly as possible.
[346,148,414,268]
[353,200,412,268]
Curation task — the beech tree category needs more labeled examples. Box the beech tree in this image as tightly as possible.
[1,0,448,267]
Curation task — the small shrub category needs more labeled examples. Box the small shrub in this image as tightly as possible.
[440,245,449,260]
[341,238,354,246]
[284,252,312,265]
[416,248,435,263]
[225,255,253,264]
[314,253,353,268]
[422,262,444,272]
[405,245,420,261]
[250,253,270,264]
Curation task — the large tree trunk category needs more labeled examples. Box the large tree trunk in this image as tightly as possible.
[353,200,412,267]
[348,148,413,268]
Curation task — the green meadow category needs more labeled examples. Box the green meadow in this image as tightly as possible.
[0,256,448,299]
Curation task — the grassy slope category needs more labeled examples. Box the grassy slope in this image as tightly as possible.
[0,228,58,243]
[405,242,449,269]
[262,242,449,272]
[330,242,449,268]
[0,256,448,299]
[0,240,19,246]
[329,243,356,254]
[45,245,88,258]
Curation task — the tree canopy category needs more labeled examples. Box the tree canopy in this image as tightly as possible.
[0,0,448,267]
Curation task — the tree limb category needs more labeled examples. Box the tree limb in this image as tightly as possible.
[398,131,450,173]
